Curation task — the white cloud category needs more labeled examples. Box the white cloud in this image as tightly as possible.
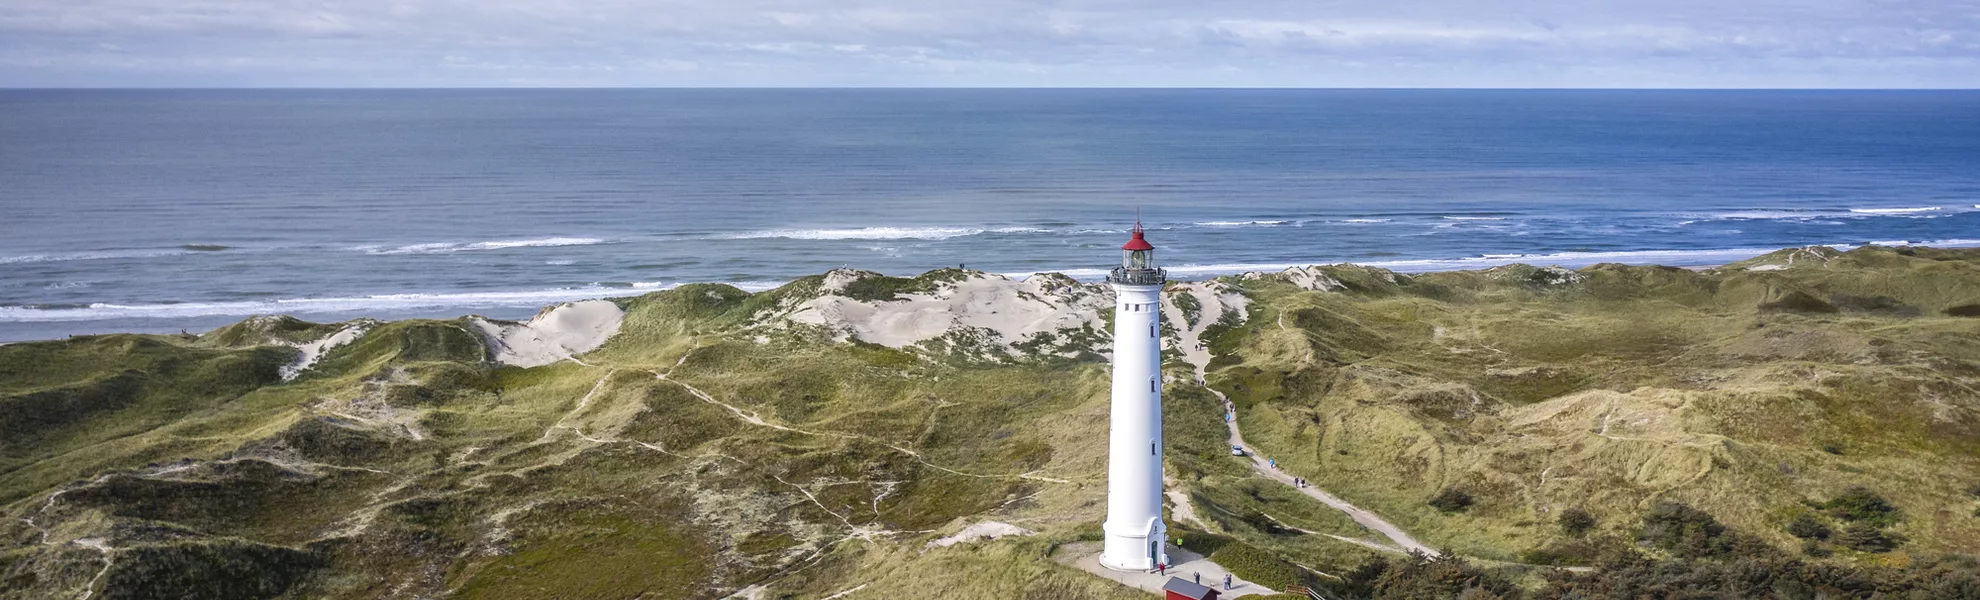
[0,0,1974,86]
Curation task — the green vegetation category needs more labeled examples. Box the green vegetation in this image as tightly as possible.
[1556,508,1595,537]
[1818,487,1902,527]
[1787,514,1832,540]
[1208,540,1303,590]
[8,245,1980,599]
[1428,488,1474,513]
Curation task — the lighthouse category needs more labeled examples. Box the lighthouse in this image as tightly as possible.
[1100,222,1169,571]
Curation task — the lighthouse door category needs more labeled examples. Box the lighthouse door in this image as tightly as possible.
[1148,540,1157,564]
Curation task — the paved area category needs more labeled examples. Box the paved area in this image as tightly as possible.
[1055,541,1276,598]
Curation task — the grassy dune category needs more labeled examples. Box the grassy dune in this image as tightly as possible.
[5,245,1980,599]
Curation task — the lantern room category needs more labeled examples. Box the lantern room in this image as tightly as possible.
[1121,224,1155,270]
[1108,222,1167,286]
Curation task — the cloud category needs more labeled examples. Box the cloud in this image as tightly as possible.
[0,0,1974,86]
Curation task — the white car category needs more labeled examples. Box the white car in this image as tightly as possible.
[1230,445,1246,456]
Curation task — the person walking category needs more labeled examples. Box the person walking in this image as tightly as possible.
[1158,562,1166,576]
[1194,572,1201,585]
[1224,573,1233,590]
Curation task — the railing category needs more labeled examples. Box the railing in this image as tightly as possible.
[1285,585,1330,600]
[1107,267,1167,285]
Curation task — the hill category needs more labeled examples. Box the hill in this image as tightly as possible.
[5,245,1980,599]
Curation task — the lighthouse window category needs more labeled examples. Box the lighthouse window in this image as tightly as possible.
[1151,441,1156,455]
[1150,379,1157,392]
[1150,325,1156,338]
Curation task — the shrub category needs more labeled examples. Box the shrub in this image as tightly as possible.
[1838,523,1898,553]
[1343,552,1520,600]
[1208,541,1302,591]
[1821,487,1901,527]
[1538,553,1980,597]
[1801,539,1833,558]
[1521,538,1606,567]
[1558,507,1597,536]
[1786,514,1832,540]
[1638,502,1774,560]
[1428,488,1474,513]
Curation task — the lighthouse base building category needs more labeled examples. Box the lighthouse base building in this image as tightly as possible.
[1100,224,1170,571]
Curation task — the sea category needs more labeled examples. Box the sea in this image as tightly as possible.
[4,89,1979,342]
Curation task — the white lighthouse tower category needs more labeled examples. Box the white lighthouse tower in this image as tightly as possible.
[1100,222,1169,571]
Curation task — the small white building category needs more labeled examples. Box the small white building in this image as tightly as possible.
[1100,223,1169,571]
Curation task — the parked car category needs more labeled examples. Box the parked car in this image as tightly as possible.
[1230,445,1246,456]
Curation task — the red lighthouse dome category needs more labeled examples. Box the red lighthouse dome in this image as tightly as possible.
[1121,224,1154,251]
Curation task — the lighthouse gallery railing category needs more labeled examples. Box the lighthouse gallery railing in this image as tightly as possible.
[1107,267,1167,285]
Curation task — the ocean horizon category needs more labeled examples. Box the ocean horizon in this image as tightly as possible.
[5,89,1979,342]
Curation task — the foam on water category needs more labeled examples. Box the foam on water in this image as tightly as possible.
[1195,220,1289,227]
[1,249,207,264]
[10,240,1980,328]
[0,285,666,322]
[1850,207,1942,214]
[360,237,606,255]
[719,227,988,240]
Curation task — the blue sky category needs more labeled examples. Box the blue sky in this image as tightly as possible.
[1,0,1976,87]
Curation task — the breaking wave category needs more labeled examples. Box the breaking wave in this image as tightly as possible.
[717,227,989,241]
[1194,220,1289,227]
[1,249,207,264]
[358,237,607,255]
[1849,206,1941,214]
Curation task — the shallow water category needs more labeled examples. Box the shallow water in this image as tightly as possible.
[4,89,1978,341]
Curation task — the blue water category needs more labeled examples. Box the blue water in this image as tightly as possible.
[4,89,1979,342]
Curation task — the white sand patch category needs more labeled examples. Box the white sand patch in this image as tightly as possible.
[782,272,1109,355]
[924,521,1036,550]
[282,323,371,381]
[819,268,873,293]
[470,300,624,367]
[720,585,767,600]
[1162,281,1250,375]
[1249,265,1345,291]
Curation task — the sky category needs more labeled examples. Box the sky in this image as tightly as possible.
[1,0,1976,88]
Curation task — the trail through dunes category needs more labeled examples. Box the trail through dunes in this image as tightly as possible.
[1164,285,1436,556]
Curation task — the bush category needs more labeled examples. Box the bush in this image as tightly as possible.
[1801,539,1833,558]
[1837,523,1898,553]
[1208,541,1302,591]
[1539,553,1980,597]
[1786,514,1832,540]
[1638,502,1774,560]
[1558,507,1597,536]
[1521,538,1606,567]
[1821,487,1901,527]
[1428,488,1474,513]
[1343,552,1520,600]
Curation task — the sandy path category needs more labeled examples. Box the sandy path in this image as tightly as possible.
[1165,293,1439,557]
[1215,384,1438,556]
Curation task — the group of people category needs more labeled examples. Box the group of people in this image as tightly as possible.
[1265,458,1309,487]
